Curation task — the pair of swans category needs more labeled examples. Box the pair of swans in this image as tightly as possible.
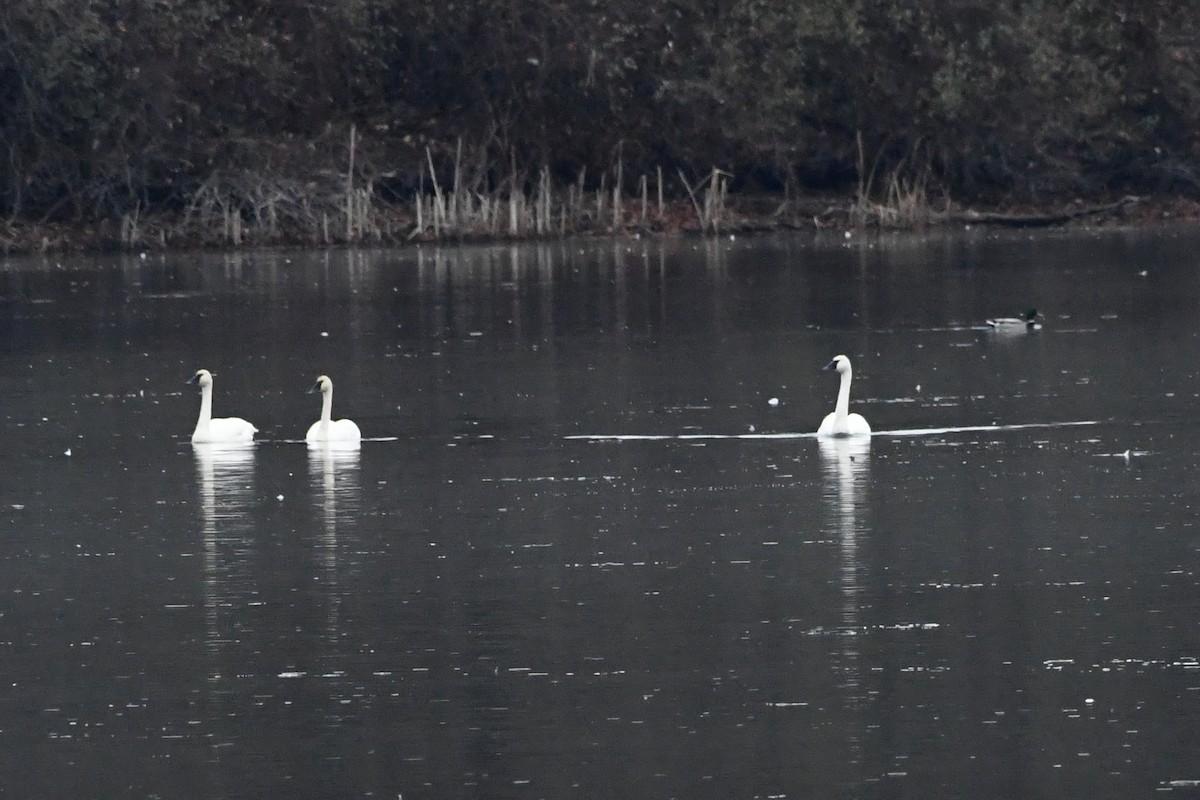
[188,369,361,445]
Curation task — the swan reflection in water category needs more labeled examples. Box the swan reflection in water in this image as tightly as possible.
[308,443,362,642]
[817,435,871,763]
[193,442,257,654]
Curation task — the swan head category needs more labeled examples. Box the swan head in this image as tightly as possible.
[309,375,333,395]
[823,354,852,375]
[188,369,214,388]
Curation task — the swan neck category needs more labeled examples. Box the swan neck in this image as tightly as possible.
[321,388,333,423]
[197,383,213,426]
[835,367,852,421]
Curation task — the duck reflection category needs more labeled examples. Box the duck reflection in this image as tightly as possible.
[817,435,871,762]
[307,443,362,642]
[193,443,257,654]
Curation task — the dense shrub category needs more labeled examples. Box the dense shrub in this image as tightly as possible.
[1,0,1197,225]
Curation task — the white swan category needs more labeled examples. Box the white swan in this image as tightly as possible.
[188,369,257,444]
[817,354,871,437]
[986,308,1042,330]
[306,375,362,445]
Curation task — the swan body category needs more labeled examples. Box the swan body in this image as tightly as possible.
[817,354,871,437]
[306,375,361,445]
[188,369,257,444]
[987,308,1042,330]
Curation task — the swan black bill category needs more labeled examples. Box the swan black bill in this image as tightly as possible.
[823,360,838,371]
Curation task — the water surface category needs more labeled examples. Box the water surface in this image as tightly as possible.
[1,229,1198,798]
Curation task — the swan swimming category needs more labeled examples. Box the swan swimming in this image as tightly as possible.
[188,369,257,444]
[986,308,1042,330]
[817,354,871,437]
[306,375,362,444]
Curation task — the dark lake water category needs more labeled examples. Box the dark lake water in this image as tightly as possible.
[1,228,1198,799]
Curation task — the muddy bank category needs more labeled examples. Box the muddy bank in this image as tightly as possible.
[3,193,1198,256]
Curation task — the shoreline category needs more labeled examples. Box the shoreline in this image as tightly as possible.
[3,193,1199,257]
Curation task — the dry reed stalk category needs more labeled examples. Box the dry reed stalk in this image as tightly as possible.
[508,151,519,237]
[639,175,648,224]
[452,138,463,230]
[678,167,732,233]
[702,173,714,230]
[677,168,704,231]
[351,185,376,240]
[855,129,867,212]
[718,172,729,228]
[479,191,491,234]
[613,150,623,229]
[657,166,664,221]
[121,202,140,246]
[848,138,937,228]
[575,167,586,227]
[702,168,730,233]
[345,124,357,241]
[486,194,498,234]
[425,147,445,238]
[540,167,552,234]
[415,170,424,235]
